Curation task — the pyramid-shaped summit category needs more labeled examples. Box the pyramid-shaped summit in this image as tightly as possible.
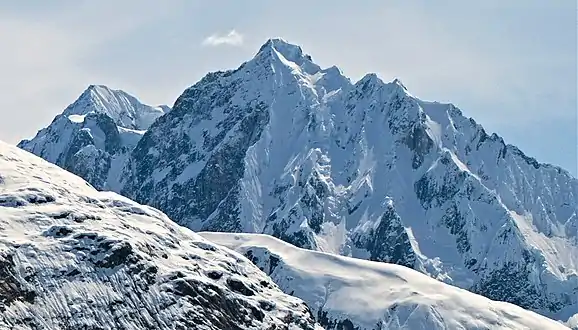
[119,38,578,323]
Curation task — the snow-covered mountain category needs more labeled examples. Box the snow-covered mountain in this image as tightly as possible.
[117,38,578,322]
[201,232,571,330]
[18,85,170,191]
[0,141,320,329]
[18,38,578,323]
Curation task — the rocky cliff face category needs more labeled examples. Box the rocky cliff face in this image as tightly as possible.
[0,141,320,330]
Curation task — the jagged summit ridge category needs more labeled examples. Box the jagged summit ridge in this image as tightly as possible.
[247,38,352,100]
[2,139,570,329]
[255,39,406,97]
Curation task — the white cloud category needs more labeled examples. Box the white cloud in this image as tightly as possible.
[202,30,244,46]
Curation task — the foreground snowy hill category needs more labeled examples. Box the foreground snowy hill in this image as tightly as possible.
[18,85,170,191]
[201,232,570,329]
[0,141,319,329]
[117,38,578,321]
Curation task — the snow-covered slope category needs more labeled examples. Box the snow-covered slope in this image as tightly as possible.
[201,232,570,330]
[119,38,578,322]
[18,85,169,190]
[0,141,319,329]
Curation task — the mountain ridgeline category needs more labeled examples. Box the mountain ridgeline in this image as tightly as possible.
[19,38,578,325]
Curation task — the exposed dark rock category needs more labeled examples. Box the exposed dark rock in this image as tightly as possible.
[206,270,223,280]
[353,206,416,268]
[404,123,433,169]
[472,251,565,314]
[440,203,471,254]
[318,310,360,330]
[43,225,74,238]
[0,253,37,310]
[227,277,255,296]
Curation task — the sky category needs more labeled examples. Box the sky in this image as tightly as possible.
[1,1,576,176]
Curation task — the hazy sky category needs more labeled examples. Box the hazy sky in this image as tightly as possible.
[1,1,576,176]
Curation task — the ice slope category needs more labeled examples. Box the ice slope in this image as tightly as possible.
[18,85,169,190]
[119,38,578,321]
[0,141,320,329]
[201,232,570,330]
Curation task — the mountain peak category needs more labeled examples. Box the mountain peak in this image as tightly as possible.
[354,73,387,94]
[358,73,383,85]
[253,38,319,73]
[392,78,407,90]
[353,74,414,100]
[19,35,578,326]
[80,84,121,101]
[85,83,113,92]
[356,74,408,90]
[18,84,171,189]
[74,84,127,110]
[64,85,169,130]
[256,38,312,62]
